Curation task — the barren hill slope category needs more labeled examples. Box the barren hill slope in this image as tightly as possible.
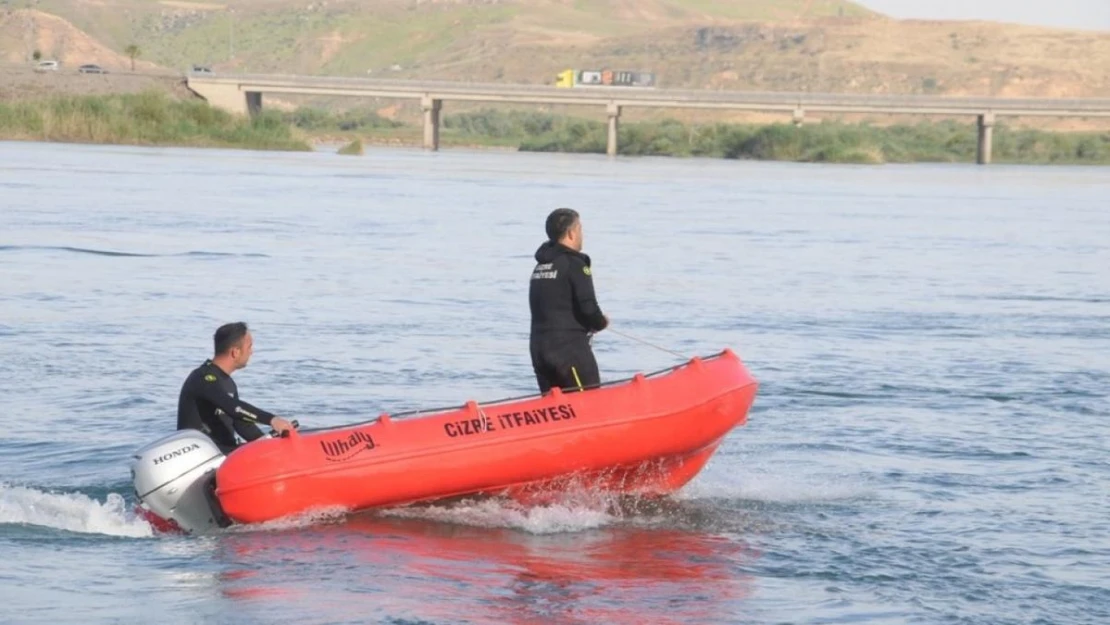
[6,0,1110,99]
[0,9,163,71]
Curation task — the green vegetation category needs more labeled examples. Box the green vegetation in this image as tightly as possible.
[0,91,311,151]
[124,43,141,71]
[273,106,1110,164]
[661,0,872,21]
[30,0,873,77]
[282,106,402,132]
[320,5,522,75]
[21,0,1110,107]
[441,109,1110,164]
[337,138,364,155]
[2,94,1107,165]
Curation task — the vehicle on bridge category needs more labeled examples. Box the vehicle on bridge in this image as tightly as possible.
[555,69,656,89]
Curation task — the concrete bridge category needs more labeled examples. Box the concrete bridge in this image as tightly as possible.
[186,73,1110,164]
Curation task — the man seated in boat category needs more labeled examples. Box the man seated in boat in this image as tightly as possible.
[528,207,610,394]
[176,322,295,454]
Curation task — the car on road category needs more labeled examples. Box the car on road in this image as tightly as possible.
[77,64,106,74]
[34,60,59,72]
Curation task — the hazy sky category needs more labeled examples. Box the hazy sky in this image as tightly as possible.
[856,0,1110,31]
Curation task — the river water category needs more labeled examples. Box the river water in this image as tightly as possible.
[1,141,1107,625]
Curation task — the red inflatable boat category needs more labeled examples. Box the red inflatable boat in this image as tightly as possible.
[207,348,758,525]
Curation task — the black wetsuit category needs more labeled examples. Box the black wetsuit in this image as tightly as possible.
[528,241,609,394]
[176,360,276,454]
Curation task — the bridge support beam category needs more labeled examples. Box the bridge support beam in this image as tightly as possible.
[246,91,263,117]
[422,95,442,151]
[606,102,621,157]
[977,112,995,165]
[185,81,253,116]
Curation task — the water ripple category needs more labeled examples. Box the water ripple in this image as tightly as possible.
[0,244,269,258]
[1,142,1108,625]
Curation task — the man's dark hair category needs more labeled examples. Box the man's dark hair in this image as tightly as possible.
[214,322,249,355]
[545,208,579,242]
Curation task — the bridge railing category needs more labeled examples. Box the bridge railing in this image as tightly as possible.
[189,72,1110,111]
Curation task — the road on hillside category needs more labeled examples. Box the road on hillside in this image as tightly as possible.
[0,63,194,102]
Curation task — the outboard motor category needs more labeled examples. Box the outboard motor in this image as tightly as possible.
[130,430,230,534]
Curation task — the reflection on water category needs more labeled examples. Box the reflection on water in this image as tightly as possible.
[212,505,757,624]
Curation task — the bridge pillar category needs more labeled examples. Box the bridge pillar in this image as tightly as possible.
[246,91,262,117]
[977,112,995,165]
[422,95,442,151]
[606,102,621,157]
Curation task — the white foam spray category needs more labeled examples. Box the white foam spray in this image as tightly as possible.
[379,497,618,534]
[0,483,154,538]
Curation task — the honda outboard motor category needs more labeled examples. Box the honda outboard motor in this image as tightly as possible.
[130,430,230,534]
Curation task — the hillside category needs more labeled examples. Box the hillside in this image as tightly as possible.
[0,9,163,71]
[3,0,1110,101]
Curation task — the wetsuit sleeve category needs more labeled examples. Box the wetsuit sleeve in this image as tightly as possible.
[232,419,267,443]
[192,377,276,427]
[568,258,608,332]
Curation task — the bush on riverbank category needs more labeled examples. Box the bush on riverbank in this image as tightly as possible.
[3,94,1107,164]
[0,91,311,151]
[439,108,1110,164]
[282,106,403,132]
[337,138,364,155]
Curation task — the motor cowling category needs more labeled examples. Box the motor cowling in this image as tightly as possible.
[130,430,229,534]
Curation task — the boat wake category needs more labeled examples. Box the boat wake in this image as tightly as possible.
[248,467,873,537]
[679,468,872,504]
[379,497,619,534]
[226,506,352,534]
[0,483,154,538]
[0,463,869,540]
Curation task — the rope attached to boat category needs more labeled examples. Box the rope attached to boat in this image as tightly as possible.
[295,347,728,434]
[607,327,688,360]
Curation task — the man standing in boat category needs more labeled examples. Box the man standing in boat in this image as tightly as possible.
[529,208,610,393]
[176,322,295,454]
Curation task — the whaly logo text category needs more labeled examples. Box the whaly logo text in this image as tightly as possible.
[320,430,377,462]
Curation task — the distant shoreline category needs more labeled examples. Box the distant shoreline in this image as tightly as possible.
[2,90,1109,165]
[260,103,1110,166]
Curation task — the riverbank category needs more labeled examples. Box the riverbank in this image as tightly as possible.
[295,106,1110,165]
[0,91,310,151]
[3,91,1109,164]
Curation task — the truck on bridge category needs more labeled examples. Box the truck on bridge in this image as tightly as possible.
[555,69,656,89]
